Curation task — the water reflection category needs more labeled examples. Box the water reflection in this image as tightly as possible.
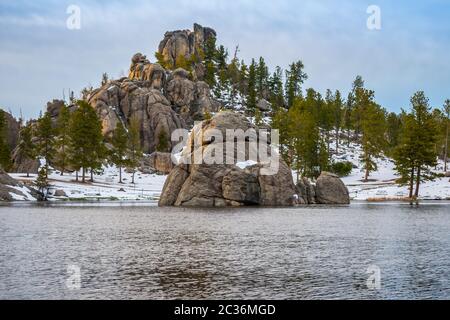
[0,203,449,299]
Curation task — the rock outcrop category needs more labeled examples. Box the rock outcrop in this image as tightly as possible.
[0,169,38,201]
[158,23,216,71]
[1,110,20,150]
[87,79,185,153]
[159,111,299,207]
[315,172,350,204]
[166,69,219,125]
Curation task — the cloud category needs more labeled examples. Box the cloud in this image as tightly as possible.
[0,0,450,118]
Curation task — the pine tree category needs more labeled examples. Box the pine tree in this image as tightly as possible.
[110,121,129,184]
[54,105,71,175]
[16,124,35,177]
[268,66,284,109]
[356,88,386,181]
[393,112,417,198]
[393,91,438,199]
[0,110,12,171]
[410,91,438,197]
[203,37,217,87]
[333,90,344,154]
[443,99,450,172]
[285,61,307,108]
[344,76,365,145]
[246,59,257,115]
[35,111,56,178]
[322,90,336,155]
[128,117,143,184]
[68,100,104,183]
[35,167,50,201]
[256,57,269,99]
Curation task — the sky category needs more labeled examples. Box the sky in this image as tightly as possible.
[1,0,449,119]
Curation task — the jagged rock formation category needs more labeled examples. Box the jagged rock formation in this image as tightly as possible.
[82,24,220,154]
[159,111,299,207]
[2,111,20,150]
[158,23,216,70]
[166,68,219,125]
[0,169,39,201]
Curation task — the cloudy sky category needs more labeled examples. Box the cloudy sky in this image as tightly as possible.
[1,0,449,118]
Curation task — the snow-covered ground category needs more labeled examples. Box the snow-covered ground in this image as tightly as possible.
[10,165,167,202]
[7,135,450,202]
[332,139,450,201]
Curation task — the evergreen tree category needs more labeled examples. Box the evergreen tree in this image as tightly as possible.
[0,110,12,171]
[443,99,450,172]
[256,57,269,99]
[285,60,307,108]
[128,117,143,184]
[410,91,438,197]
[268,66,284,109]
[16,124,35,177]
[322,90,336,155]
[393,91,438,199]
[344,76,365,145]
[356,88,386,181]
[203,37,217,87]
[35,111,56,178]
[68,100,104,183]
[35,167,50,201]
[54,105,71,175]
[393,112,417,198]
[246,59,257,115]
[110,121,129,184]
[386,112,402,153]
[333,90,344,154]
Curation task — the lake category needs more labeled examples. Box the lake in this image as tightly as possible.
[0,202,449,300]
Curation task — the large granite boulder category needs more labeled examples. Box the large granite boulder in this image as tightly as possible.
[87,79,184,153]
[315,172,350,204]
[159,111,299,207]
[158,23,216,71]
[0,169,38,201]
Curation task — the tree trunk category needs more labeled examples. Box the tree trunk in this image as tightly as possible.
[75,170,78,182]
[119,166,122,184]
[90,169,94,182]
[409,167,415,199]
[132,171,135,184]
[26,170,30,178]
[335,129,339,154]
[82,167,85,183]
[445,120,449,172]
[364,154,370,181]
[414,166,421,198]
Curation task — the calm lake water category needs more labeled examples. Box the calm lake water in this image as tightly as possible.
[0,202,449,300]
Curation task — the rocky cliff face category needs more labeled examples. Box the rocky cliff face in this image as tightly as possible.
[158,23,216,71]
[2,111,20,151]
[83,24,219,154]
